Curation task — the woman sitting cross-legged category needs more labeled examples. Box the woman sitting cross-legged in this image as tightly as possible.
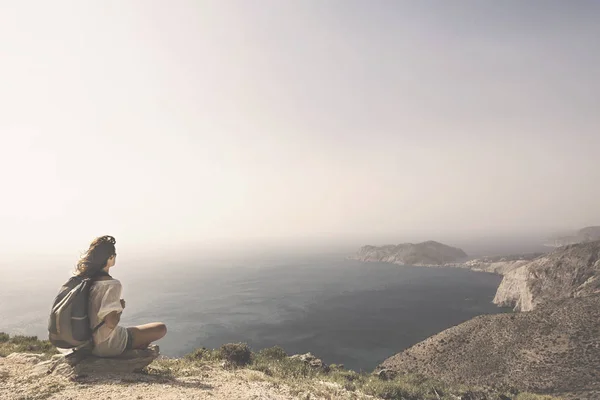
[75,235,167,356]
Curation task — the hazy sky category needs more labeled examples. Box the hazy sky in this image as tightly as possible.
[1,1,599,254]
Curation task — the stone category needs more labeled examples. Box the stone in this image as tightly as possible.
[32,345,160,377]
[374,369,397,381]
[288,352,329,372]
[73,345,160,375]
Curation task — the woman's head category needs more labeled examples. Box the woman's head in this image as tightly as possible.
[75,235,117,277]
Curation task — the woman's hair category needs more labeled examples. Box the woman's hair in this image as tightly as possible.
[75,235,117,277]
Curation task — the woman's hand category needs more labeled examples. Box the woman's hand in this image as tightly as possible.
[120,299,126,309]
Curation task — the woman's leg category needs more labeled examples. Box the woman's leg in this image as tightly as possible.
[127,322,167,350]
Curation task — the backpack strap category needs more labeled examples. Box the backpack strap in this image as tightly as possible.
[88,270,111,335]
[91,320,105,333]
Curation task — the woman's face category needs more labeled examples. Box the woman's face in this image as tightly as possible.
[107,253,117,268]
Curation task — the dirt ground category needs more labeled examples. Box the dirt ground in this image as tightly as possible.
[0,353,365,400]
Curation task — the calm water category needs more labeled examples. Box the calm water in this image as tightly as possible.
[1,253,507,371]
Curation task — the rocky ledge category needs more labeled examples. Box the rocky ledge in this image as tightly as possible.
[31,345,160,378]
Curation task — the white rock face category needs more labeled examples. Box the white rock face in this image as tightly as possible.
[493,241,600,312]
[493,263,534,311]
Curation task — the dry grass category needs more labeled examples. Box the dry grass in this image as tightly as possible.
[0,332,58,358]
[148,343,561,400]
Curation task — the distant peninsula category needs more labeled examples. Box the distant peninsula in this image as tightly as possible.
[544,226,600,247]
[350,240,468,266]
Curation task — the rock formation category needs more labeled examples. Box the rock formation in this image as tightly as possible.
[379,241,600,399]
[288,352,329,372]
[378,294,600,400]
[493,241,600,311]
[350,240,468,266]
[32,345,160,377]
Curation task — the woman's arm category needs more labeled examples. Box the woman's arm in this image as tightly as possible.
[96,280,125,329]
[104,311,122,329]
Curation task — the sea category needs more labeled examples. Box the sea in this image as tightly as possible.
[1,251,509,371]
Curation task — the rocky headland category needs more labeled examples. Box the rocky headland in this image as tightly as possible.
[493,241,600,311]
[349,240,468,266]
[351,240,545,276]
[378,241,600,400]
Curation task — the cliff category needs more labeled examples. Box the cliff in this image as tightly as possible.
[376,242,600,399]
[493,241,600,311]
[350,240,468,266]
[379,294,600,400]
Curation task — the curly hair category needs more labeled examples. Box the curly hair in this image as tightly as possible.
[75,235,117,277]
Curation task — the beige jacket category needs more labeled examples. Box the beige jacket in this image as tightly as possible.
[88,279,128,357]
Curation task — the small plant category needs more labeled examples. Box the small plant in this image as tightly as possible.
[0,333,57,358]
[185,347,220,362]
[143,361,175,378]
[218,342,252,366]
[362,378,419,400]
[258,345,287,360]
[330,369,361,383]
[10,335,40,344]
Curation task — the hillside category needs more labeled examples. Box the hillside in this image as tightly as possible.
[544,226,600,247]
[493,241,600,311]
[379,294,600,400]
[351,241,468,266]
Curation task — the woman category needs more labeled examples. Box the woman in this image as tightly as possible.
[75,235,167,357]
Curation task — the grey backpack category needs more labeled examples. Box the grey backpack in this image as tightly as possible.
[48,275,105,349]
